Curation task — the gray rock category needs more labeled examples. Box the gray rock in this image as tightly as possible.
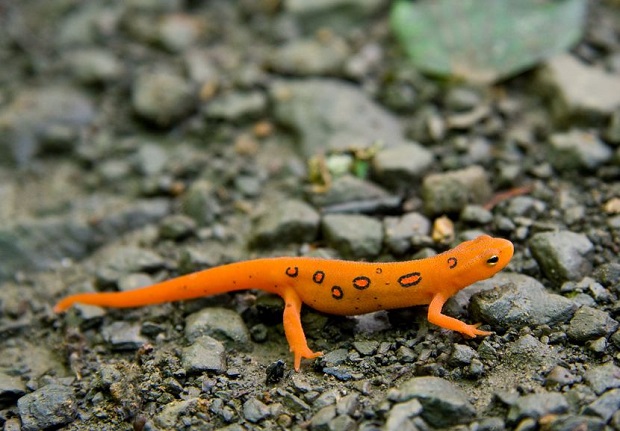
[445,87,483,111]
[529,231,594,285]
[117,272,155,294]
[567,306,619,341]
[449,344,478,366]
[271,79,403,156]
[329,415,356,431]
[0,198,169,281]
[507,392,569,423]
[132,70,195,126]
[383,213,431,254]
[322,214,383,258]
[252,200,320,248]
[94,198,171,239]
[587,337,608,353]
[460,205,494,225]
[546,366,578,387]
[506,334,560,371]
[320,348,348,367]
[477,417,506,431]
[584,362,620,395]
[268,37,350,75]
[99,364,123,388]
[158,214,197,240]
[185,307,252,351]
[606,109,620,144]
[157,14,203,53]
[384,398,423,431]
[0,86,95,165]
[371,142,433,189]
[66,49,123,84]
[181,335,227,374]
[235,175,262,198]
[134,143,168,176]
[313,389,339,408]
[310,175,398,212]
[204,91,267,120]
[352,340,379,356]
[276,388,311,412]
[539,54,620,119]
[0,372,26,404]
[310,405,336,431]
[154,398,199,430]
[101,321,148,350]
[243,397,270,423]
[388,376,475,427]
[181,180,222,225]
[583,388,620,422]
[542,415,605,431]
[17,384,77,431]
[395,345,415,363]
[336,393,359,416]
[504,196,547,218]
[95,246,166,286]
[612,330,620,349]
[592,262,620,290]
[422,165,492,214]
[548,130,612,171]
[470,273,577,329]
[284,0,384,35]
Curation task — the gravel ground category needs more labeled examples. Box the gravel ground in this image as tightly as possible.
[1,1,620,430]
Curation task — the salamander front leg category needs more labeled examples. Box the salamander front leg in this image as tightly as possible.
[282,288,323,371]
[427,293,492,338]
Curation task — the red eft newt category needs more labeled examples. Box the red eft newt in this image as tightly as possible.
[54,235,514,371]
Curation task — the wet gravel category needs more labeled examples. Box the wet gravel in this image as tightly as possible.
[0,1,619,430]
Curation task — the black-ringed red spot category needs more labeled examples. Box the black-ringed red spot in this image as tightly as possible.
[376,267,382,274]
[285,267,299,278]
[447,257,458,269]
[352,276,371,290]
[331,286,344,300]
[398,272,422,288]
[312,271,325,284]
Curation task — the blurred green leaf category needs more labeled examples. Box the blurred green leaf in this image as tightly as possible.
[390,0,587,83]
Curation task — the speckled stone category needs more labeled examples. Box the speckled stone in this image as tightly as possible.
[507,392,569,424]
[251,199,320,248]
[185,307,252,351]
[584,362,620,395]
[470,273,577,329]
[181,335,227,374]
[371,141,433,189]
[271,78,403,156]
[422,165,492,215]
[567,306,619,341]
[132,70,195,126]
[529,231,594,285]
[17,384,77,431]
[548,130,613,170]
[388,376,475,427]
[322,214,383,258]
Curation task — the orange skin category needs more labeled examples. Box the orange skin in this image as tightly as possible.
[55,235,514,371]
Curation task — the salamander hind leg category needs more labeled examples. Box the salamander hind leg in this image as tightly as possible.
[427,293,492,338]
[282,288,323,371]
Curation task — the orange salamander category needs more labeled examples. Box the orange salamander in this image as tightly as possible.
[55,234,514,371]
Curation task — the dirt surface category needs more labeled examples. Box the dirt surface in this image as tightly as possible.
[1,1,620,430]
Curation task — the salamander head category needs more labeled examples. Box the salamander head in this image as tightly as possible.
[442,235,514,291]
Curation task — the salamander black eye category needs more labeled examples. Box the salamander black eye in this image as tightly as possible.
[486,255,499,266]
